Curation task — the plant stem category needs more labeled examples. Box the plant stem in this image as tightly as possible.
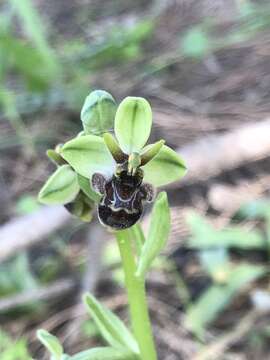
[116,229,157,360]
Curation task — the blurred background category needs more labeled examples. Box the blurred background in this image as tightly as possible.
[1,0,270,359]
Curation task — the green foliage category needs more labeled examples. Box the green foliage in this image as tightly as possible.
[136,192,170,277]
[115,97,152,154]
[235,199,270,220]
[83,294,139,354]
[81,90,117,136]
[9,0,58,71]
[183,206,270,337]
[0,253,38,299]
[180,2,270,61]
[70,347,136,360]
[187,211,265,249]
[0,33,54,91]
[15,194,40,215]
[37,330,63,360]
[181,27,210,58]
[38,165,80,205]
[186,264,266,338]
[0,329,31,360]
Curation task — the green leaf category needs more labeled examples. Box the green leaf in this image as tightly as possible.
[140,140,165,166]
[60,135,116,179]
[187,212,265,249]
[136,192,170,277]
[38,165,79,205]
[9,0,58,76]
[70,347,136,360]
[185,264,266,337]
[142,145,187,187]
[115,97,152,154]
[0,33,52,90]
[37,329,63,360]
[81,90,117,135]
[83,293,139,354]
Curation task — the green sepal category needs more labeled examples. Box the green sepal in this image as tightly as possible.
[38,165,80,205]
[77,174,101,203]
[37,329,63,360]
[103,132,127,163]
[81,90,117,135]
[140,140,165,166]
[83,293,139,354]
[115,97,152,154]
[142,145,187,187]
[46,149,66,166]
[136,192,170,277]
[60,135,116,180]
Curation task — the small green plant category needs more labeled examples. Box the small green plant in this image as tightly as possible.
[184,211,269,338]
[37,90,186,359]
[0,328,32,360]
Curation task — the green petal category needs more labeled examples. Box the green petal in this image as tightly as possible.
[60,135,116,179]
[81,90,117,135]
[142,145,187,187]
[38,165,79,205]
[140,139,165,166]
[103,132,127,163]
[115,96,152,154]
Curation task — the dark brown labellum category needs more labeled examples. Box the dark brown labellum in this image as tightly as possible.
[92,169,154,230]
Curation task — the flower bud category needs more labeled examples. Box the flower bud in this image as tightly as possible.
[81,90,116,135]
[46,147,66,166]
[64,191,94,222]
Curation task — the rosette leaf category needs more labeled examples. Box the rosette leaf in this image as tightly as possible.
[115,97,152,154]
